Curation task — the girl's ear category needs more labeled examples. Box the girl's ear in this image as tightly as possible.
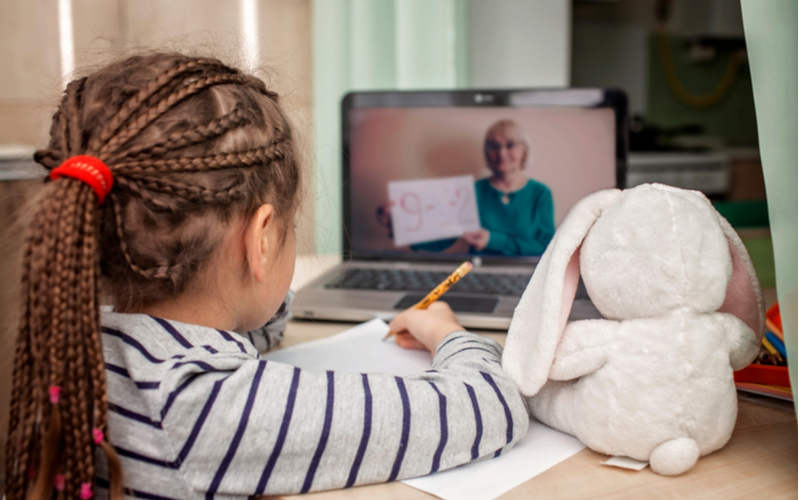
[246,204,275,284]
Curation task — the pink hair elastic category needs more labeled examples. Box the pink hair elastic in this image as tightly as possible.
[49,385,61,404]
[80,482,93,499]
[92,428,104,445]
[55,473,66,491]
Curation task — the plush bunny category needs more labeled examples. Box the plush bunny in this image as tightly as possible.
[502,183,765,476]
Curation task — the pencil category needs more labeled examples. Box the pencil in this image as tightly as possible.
[382,261,473,341]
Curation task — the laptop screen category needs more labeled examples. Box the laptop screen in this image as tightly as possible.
[342,89,627,264]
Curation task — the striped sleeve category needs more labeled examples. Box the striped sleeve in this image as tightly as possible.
[138,331,528,497]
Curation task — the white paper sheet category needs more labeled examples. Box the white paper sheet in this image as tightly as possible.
[262,319,432,375]
[262,319,586,500]
[388,175,481,247]
[404,420,585,500]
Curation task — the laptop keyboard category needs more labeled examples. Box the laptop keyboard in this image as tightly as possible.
[323,268,531,297]
[324,268,592,299]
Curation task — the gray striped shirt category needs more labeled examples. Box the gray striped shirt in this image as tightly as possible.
[97,312,529,499]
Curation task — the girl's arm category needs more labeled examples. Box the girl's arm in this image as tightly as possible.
[143,333,528,497]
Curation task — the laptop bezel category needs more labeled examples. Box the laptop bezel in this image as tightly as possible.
[340,88,628,265]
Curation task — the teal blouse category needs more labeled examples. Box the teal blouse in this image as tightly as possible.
[412,178,555,257]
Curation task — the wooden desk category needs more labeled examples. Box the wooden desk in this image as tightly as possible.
[273,319,797,500]
[278,256,797,499]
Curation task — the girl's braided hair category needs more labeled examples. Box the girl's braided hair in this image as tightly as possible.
[5,53,300,499]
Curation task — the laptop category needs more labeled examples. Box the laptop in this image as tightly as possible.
[292,88,628,330]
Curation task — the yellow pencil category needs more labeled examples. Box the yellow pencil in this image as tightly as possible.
[382,261,473,341]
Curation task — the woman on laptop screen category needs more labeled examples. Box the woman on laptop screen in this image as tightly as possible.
[377,119,555,256]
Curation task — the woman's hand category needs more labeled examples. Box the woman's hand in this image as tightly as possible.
[463,229,490,251]
[389,301,465,354]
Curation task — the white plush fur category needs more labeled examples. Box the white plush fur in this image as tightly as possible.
[502,183,765,476]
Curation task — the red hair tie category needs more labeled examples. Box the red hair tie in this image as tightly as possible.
[49,155,114,204]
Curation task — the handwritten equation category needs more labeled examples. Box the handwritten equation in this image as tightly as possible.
[388,175,481,247]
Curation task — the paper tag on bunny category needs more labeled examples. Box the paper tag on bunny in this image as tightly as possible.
[601,456,649,471]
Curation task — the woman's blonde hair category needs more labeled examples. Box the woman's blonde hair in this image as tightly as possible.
[6,53,300,499]
[483,119,530,169]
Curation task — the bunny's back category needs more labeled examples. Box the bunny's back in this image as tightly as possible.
[568,313,740,460]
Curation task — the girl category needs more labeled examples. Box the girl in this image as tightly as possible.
[6,53,529,499]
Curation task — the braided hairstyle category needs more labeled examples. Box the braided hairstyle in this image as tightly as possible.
[5,53,299,499]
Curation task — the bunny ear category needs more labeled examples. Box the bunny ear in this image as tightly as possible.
[503,189,622,396]
[715,213,765,340]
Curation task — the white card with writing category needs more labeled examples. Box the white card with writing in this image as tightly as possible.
[388,175,481,247]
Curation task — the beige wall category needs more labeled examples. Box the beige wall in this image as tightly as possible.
[0,1,313,489]
[0,0,62,145]
[0,0,314,248]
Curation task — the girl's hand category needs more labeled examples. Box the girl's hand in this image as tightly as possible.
[389,301,465,354]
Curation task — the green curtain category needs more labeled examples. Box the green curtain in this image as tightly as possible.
[740,0,798,413]
[312,0,470,255]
